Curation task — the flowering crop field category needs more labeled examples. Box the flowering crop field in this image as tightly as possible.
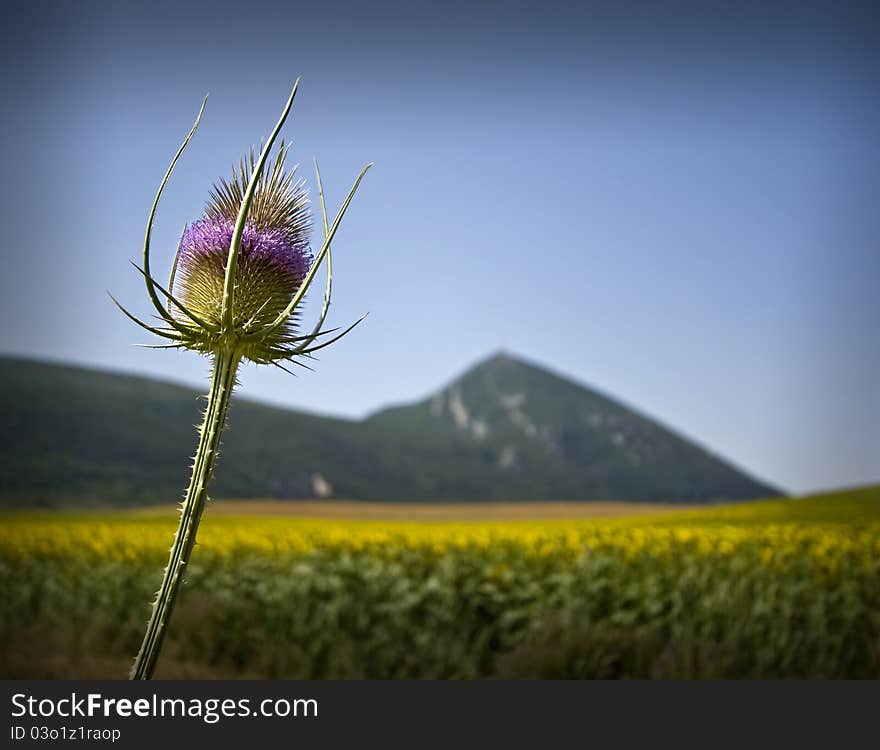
[1,487,878,678]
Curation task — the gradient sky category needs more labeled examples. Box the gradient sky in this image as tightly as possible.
[1,0,877,494]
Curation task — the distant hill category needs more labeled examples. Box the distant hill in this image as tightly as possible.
[0,353,779,507]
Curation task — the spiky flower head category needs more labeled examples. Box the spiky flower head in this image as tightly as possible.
[174,145,313,362]
[112,79,371,369]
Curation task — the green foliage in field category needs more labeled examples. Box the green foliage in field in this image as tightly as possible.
[0,487,877,678]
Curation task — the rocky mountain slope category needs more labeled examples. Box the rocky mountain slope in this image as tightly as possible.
[0,353,778,506]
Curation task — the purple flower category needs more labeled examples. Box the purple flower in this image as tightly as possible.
[179,217,311,289]
[173,217,312,336]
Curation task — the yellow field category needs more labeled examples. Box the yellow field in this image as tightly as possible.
[1,485,878,678]
[4,487,876,563]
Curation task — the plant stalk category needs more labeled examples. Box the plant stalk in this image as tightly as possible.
[130,349,241,679]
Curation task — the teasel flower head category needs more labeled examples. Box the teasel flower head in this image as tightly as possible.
[112,78,371,370]
[173,144,314,362]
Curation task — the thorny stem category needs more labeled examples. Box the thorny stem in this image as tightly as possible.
[130,349,241,679]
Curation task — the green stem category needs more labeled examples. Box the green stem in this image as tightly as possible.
[130,349,241,680]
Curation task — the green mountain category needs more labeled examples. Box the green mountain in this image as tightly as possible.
[0,353,779,507]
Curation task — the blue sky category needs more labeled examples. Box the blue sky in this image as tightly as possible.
[1,0,877,494]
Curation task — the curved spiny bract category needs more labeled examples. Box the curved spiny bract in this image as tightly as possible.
[220,79,301,334]
[297,159,333,348]
[254,162,373,342]
[142,96,210,335]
